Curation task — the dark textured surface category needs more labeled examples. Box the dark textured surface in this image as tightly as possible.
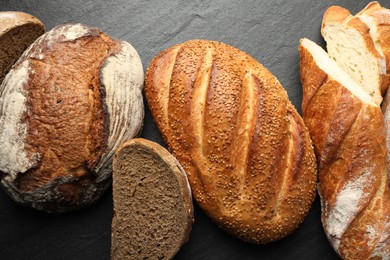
[0,0,378,259]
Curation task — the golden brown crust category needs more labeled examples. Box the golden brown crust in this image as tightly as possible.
[322,5,351,25]
[145,39,317,244]
[300,39,390,259]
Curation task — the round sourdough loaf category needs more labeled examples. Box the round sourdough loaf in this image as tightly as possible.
[145,39,317,243]
[0,11,45,85]
[0,23,144,213]
[111,138,194,259]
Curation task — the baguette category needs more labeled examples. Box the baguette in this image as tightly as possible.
[0,23,144,213]
[145,39,317,244]
[111,138,194,260]
[300,38,390,259]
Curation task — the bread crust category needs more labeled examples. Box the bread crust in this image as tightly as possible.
[0,23,144,213]
[145,39,317,244]
[0,11,44,35]
[300,39,390,259]
[111,138,194,259]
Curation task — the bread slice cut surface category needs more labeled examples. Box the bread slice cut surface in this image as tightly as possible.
[111,138,194,260]
[0,11,44,84]
[322,6,386,104]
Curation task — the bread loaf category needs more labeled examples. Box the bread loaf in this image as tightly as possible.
[111,138,193,259]
[145,39,317,244]
[0,11,45,84]
[0,23,144,213]
[300,38,390,259]
[321,5,387,105]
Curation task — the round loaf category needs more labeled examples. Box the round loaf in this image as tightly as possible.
[111,138,194,259]
[0,11,45,84]
[0,23,144,213]
[145,39,317,243]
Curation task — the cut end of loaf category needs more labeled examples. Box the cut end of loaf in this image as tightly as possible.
[321,5,385,105]
[300,38,376,106]
[0,11,45,84]
[111,138,193,260]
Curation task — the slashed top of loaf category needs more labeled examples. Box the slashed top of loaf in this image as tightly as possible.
[300,37,390,259]
[145,39,317,244]
[0,24,115,209]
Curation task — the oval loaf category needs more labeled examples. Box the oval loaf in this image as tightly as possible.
[0,23,144,213]
[145,39,317,244]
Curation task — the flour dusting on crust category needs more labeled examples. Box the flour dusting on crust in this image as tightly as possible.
[21,23,92,60]
[326,172,373,249]
[95,41,144,182]
[0,60,39,180]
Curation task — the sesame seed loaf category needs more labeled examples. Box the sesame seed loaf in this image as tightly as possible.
[0,23,144,213]
[0,11,45,85]
[145,39,317,244]
[111,138,194,259]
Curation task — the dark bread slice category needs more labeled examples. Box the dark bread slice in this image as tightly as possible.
[111,138,194,260]
[0,11,45,84]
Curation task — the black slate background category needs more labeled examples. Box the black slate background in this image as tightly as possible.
[0,1,379,259]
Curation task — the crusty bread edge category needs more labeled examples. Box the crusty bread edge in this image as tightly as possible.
[0,11,45,36]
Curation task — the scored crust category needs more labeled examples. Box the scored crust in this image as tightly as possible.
[0,23,144,213]
[145,39,317,244]
[300,38,390,259]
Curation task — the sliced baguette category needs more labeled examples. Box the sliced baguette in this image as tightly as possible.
[111,138,194,260]
[300,38,390,260]
[321,5,386,104]
[0,11,45,84]
[357,1,390,91]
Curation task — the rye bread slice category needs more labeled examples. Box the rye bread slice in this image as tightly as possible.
[111,138,194,260]
[0,11,45,84]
